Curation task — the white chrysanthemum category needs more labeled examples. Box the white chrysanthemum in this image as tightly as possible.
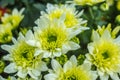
[28,17,83,58]
[0,23,12,43]
[41,3,87,29]
[44,55,97,80]
[1,30,48,79]
[86,30,120,80]
[1,8,24,29]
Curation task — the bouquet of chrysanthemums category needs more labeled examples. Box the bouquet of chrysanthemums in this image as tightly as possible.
[1,0,120,80]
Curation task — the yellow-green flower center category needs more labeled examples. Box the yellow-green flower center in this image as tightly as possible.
[12,41,41,68]
[49,9,78,28]
[58,67,91,80]
[47,35,57,42]
[0,31,12,43]
[102,51,109,59]
[92,40,120,71]
[39,27,67,52]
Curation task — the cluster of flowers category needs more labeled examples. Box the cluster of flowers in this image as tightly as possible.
[1,0,120,80]
[0,8,24,43]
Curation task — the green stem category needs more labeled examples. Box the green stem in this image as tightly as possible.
[89,7,94,19]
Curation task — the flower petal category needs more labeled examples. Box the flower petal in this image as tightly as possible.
[25,30,34,40]
[4,63,17,73]
[34,50,44,56]
[39,62,48,71]
[51,59,62,73]
[28,70,40,79]
[109,72,120,80]
[44,73,57,80]
[68,41,80,50]
[70,55,77,66]
[0,76,5,80]
[17,69,27,78]
[91,30,100,41]
[1,45,12,53]
[62,44,71,54]
[63,61,72,72]
[3,54,13,61]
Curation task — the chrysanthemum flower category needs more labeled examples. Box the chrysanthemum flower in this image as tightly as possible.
[0,23,12,43]
[86,30,120,80]
[28,17,82,58]
[96,24,120,38]
[1,30,48,79]
[70,0,105,6]
[1,8,24,29]
[44,55,97,80]
[41,4,87,29]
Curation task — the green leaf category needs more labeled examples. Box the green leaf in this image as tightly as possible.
[33,3,46,11]
[0,0,15,7]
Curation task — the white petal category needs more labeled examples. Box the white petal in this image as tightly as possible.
[18,32,25,41]
[32,69,41,77]
[62,44,71,54]
[28,70,39,79]
[4,63,17,73]
[99,74,109,80]
[114,35,120,44]
[3,54,13,61]
[68,41,80,50]
[81,62,91,71]
[25,30,34,40]
[19,8,25,14]
[109,72,120,80]
[53,51,62,57]
[69,27,89,39]
[98,69,109,80]
[59,13,66,22]
[44,74,57,80]
[63,61,72,72]
[92,30,100,41]
[51,59,62,73]
[85,54,92,61]
[1,45,12,53]
[17,69,27,78]
[46,3,55,12]
[39,62,48,71]
[26,40,38,47]
[87,43,94,54]
[34,50,44,56]
[98,69,104,76]
[77,10,84,17]
[102,30,111,40]
[43,51,52,58]
[12,37,17,44]
[70,55,77,66]
[90,71,98,80]
[0,76,5,80]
